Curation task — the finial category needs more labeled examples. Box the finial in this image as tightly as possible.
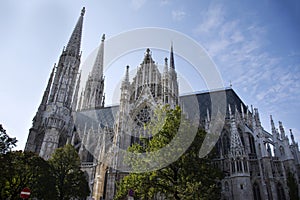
[270,115,275,130]
[124,65,130,83]
[278,121,285,138]
[290,129,295,142]
[169,42,175,69]
[102,34,105,42]
[146,48,150,54]
[164,57,168,72]
[230,80,232,87]
[81,7,85,16]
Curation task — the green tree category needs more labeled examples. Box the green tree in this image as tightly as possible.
[287,171,299,200]
[49,144,90,200]
[0,151,57,200]
[115,106,223,200]
[0,124,17,154]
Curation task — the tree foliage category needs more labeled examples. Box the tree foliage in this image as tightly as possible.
[48,144,90,200]
[114,106,223,200]
[0,145,90,200]
[0,124,17,154]
[0,151,57,200]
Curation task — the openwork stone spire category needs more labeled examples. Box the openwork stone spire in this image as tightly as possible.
[26,8,85,160]
[169,42,175,69]
[65,7,85,56]
[91,34,105,79]
[229,105,245,157]
[82,34,106,110]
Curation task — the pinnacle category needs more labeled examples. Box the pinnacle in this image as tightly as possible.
[81,7,85,16]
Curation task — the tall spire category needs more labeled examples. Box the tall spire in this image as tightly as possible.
[81,34,106,110]
[26,7,86,160]
[229,105,245,157]
[48,7,84,104]
[65,7,85,56]
[91,34,105,79]
[169,42,175,69]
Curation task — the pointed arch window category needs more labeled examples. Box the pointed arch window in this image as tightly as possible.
[253,182,261,200]
[237,157,243,172]
[131,105,153,145]
[222,130,230,155]
[231,158,236,173]
[279,146,285,156]
[225,181,229,191]
[248,133,256,155]
[243,158,248,172]
[134,105,152,126]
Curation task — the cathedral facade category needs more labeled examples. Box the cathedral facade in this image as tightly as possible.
[25,8,300,200]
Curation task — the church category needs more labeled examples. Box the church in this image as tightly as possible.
[25,8,300,200]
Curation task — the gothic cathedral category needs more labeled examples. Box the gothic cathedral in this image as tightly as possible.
[25,8,300,200]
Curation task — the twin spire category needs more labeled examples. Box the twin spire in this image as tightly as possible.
[61,7,177,110]
[81,34,106,110]
[170,43,175,69]
[91,34,105,79]
[65,7,85,56]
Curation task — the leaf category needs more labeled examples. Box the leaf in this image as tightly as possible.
[114,106,223,200]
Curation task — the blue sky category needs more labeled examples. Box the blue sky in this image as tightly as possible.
[0,0,299,150]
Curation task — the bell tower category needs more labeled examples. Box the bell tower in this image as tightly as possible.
[25,8,85,159]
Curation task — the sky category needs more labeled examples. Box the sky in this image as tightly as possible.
[0,0,299,150]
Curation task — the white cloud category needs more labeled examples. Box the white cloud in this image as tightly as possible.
[194,4,224,34]
[172,10,186,21]
[230,31,244,43]
[206,39,230,57]
[130,0,146,10]
[192,2,300,133]
[160,0,170,6]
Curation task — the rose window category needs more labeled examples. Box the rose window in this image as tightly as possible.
[134,105,152,126]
